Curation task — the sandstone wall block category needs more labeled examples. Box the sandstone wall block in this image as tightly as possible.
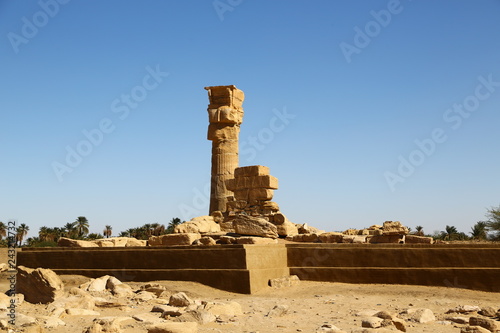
[148,233,201,246]
[233,215,278,239]
[174,216,221,234]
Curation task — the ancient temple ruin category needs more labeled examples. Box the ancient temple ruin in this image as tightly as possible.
[205,85,283,223]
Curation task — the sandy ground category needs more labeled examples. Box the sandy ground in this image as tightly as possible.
[1,271,499,333]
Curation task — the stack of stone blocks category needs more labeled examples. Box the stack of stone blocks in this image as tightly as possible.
[225,165,280,219]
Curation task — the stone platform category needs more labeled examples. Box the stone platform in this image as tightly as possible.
[18,244,289,294]
[17,243,500,293]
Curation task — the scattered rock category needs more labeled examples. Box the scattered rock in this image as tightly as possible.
[140,283,167,297]
[153,305,184,317]
[368,234,404,244]
[447,305,482,314]
[149,233,202,246]
[269,275,300,288]
[110,283,134,297]
[134,291,157,302]
[193,236,217,246]
[203,301,243,316]
[133,313,163,324]
[469,316,500,332]
[276,220,299,237]
[361,317,384,328]
[447,316,470,324]
[174,216,221,234]
[316,323,345,332]
[87,275,111,292]
[461,325,493,333]
[391,317,407,332]
[233,215,278,239]
[106,276,123,290]
[17,266,64,304]
[169,292,193,307]
[405,235,434,244]
[217,235,237,244]
[318,232,344,243]
[479,306,497,317]
[174,310,216,324]
[382,221,409,235]
[407,308,435,323]
[342,235,367,243]
[267,304,288,317]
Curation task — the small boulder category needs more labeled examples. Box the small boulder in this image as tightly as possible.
[382,221,409,235]
[233,215,278,239]
[361,317,384,328]
[407,308,435,323]
[174,216,220,234]
[17,266,64,304]
[460,326,493,333]
[469,316,500,332]
[193,236,217,246]
[318,232,344,243]
[276,220,299,237]
[269,275,300,288]
[478,306,497,317]
[169,292,192,307]
[267,304,288,317]
[149,233,202,246]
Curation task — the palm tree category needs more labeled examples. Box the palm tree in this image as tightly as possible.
[470,221,487,240]
[103,225,112,238]
[74,216,89,238]
[485,205,500,240]
[86,233,103,240]
[118,231,129,237]
[0,221,6,241]
[16,223,30,246]
[415,226,424,236]
[443,225,458,241]
[166,217,182,234]
[63,222,77,239]
[39,226,50,242]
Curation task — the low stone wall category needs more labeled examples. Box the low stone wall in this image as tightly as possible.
[287,243,500,292]
[17,243,500,293]
[18,244,289,294]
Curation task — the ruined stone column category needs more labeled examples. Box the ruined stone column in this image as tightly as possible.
[205,85,244,214]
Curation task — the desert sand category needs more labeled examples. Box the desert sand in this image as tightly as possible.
[2,270,499,333]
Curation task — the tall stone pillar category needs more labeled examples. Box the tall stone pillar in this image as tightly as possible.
[205,85,244,214]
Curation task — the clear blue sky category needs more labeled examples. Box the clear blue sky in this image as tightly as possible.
[1,0,499,240]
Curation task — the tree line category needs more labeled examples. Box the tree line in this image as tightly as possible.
[0,217,184,248]
[1,206,499,247]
